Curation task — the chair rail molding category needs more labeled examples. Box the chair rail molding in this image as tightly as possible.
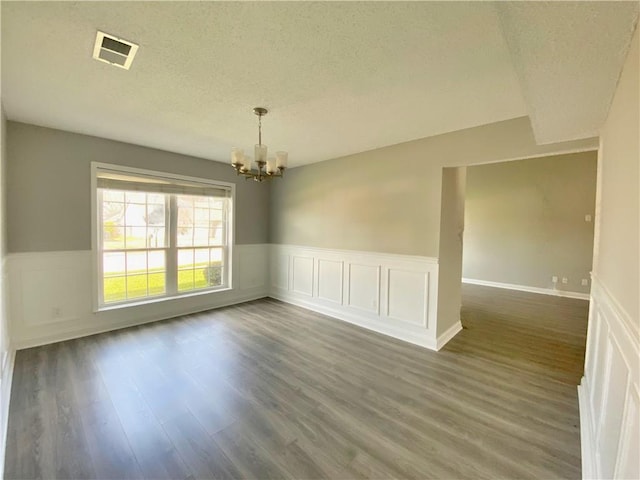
[268,244,457,351]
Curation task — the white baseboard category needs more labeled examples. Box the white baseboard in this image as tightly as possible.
[462,278,590,300]
[0,347,16,480]
[270,244,443,351]
[13,290,268,350]
[436,320,462,351]
[270,291,438,350]
[8,246,270,350]
[577,377,596,480]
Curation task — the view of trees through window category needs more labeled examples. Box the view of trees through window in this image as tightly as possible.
[100,189,227,304]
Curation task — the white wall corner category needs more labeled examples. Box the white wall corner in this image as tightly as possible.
[0,347,16,480]
[436,320,463,351]
[578,376,597,480]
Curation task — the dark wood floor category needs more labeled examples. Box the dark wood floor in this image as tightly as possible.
[5,284,588,479]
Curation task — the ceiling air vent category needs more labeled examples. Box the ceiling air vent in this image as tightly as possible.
[92,31,139,70]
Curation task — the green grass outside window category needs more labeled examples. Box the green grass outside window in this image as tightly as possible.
[103,262,222,303]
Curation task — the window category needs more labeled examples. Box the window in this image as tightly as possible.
[93,164,233,308]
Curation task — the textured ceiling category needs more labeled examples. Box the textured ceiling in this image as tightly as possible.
[0,2,637,166]
[497,1,639,145]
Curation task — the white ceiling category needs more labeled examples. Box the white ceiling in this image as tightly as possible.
[497,1,639,145]
[1,2,638,167]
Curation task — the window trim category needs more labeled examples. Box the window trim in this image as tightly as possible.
[91,162,235,312]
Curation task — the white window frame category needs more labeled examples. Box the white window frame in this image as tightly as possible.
[91,162,235,311]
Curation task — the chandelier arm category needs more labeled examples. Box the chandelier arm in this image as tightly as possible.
[233,164,283,181]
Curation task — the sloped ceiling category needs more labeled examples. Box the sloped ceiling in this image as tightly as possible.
[497,1,639,145]
[1,2,637,166]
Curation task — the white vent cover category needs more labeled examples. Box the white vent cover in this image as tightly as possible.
[92,31,139,70]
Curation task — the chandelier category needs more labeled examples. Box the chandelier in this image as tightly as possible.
[230,107,288,182]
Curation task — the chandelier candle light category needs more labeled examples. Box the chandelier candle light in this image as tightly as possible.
[231,107,288,182]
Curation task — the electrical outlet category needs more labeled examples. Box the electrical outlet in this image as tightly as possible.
[562,277,568,284]
[585,214,592,222]
[52,307,62,318]
[581,278,589,286]
[552,276,558,283]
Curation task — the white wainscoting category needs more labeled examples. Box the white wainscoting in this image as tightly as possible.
[578,274,639,479]
[0,252,15,480]
[7,244,269,349]
[269,245,453,351]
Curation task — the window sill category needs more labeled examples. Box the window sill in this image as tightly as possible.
[95,286,233,313]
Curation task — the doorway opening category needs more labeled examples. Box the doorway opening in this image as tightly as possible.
[439,150,598,385]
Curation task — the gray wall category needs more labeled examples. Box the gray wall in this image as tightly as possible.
[463,151,597,294]
[437,167,466,335]
[6,122,269,253]
[269,116,598,257]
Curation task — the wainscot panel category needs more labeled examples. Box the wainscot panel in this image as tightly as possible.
[268,245,450,351]
[578,274,639,479]
[8,244,269,349]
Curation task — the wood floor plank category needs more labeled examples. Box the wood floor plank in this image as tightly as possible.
[4,403,57,480]
[5,284,587,479]
[162,411,243,480]
[76,400,143,480]
[104,377,193,480]
[51,386,97,480]
[215,309,573,477]
[212,422,294,480]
